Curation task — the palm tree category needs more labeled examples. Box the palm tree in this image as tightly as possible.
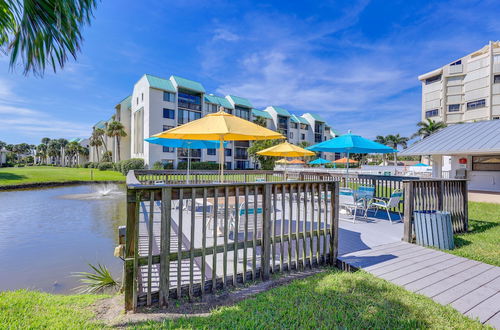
[94,128,108,153]
[253,116,267,128]
[374,135,390,166]
[412,119,447,139]
[0,140,6,150]
[65,142,79,167]
[78,145,89,165]
[106,121,127,162]
[36,144,47,164]
[58,138,68,166]
[89,133,102,162]
[1,0,98,75]
[386,134,409,166]
[47,140,60,165]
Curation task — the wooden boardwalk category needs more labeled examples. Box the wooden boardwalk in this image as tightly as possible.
[339,241,500,328]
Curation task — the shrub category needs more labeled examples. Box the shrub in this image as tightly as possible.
[151,161,174,170]
[82,162,93,168]
[101,151,112,162]
[177,161,221,170]
[119,158,144,175]
[14,164,25,167]
[113,162,121,173]
[97,162,114,171]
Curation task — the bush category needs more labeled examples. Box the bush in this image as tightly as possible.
[118,158,144,175]
[113,162,122,173]
[177,161,221,170]
[101,151,112,162]
[82,162,93,168]
[151,161,174,170]
[97,162,114,171]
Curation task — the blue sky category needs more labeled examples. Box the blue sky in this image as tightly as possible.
[1,0,500,145]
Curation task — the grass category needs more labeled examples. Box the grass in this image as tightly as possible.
[137,270,484,329]
[0,271,486,328]
[0,290,107,328]
[447,201,500,266]
[0,166,125,186]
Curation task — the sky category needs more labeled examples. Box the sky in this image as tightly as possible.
[1,0,500,145]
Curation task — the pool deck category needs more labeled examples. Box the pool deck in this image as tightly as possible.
[136,202,500,328]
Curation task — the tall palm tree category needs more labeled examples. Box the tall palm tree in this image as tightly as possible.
[58,138,68,166]
[36,144,47,164]
[94,128,108,153]
[412,119,447,139]
[65,142,79,167]
[374,135,390,166]
[89,133,102,162]
[386,134,409,166]
[1,0,98,75]
[78,145,89,165]
[106,121,127,162]
[47,140,60,165]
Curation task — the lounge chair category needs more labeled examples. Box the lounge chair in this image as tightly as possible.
[367,189,403,223]
[339,188,365,223]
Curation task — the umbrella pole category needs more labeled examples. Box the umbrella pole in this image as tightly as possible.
[346,152,350,188]
[187,148,190,184]
[219,137,224,183]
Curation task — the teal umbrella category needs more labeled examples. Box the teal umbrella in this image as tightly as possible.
[309,158,331,165]
[145,137,227,183]
[307,131,396,184]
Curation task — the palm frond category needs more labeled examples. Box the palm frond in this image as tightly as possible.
[72,263,119,294]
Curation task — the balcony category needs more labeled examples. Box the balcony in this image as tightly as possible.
[178,100,201,111]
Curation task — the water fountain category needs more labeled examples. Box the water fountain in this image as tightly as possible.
[58,183,125,200]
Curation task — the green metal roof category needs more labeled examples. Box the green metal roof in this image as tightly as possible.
[120,95,132,109]
[94,120,106,129]
[306,113,325,122]
[290,115,309,125]
[270,106,291,117]
[252,109,272,119]
[171,75,205,93]
[227,95,253,108]
[145,74,176,92]
[204,94,234,109]
[68,138,83,143]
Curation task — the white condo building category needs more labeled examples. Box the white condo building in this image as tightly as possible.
[90,74,338,168]
[419,41,500,124]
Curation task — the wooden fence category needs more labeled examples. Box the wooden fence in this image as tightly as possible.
[124,177,340,311]
[403,179,468,242]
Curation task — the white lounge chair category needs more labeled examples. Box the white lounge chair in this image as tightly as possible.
[339,188,365,223]
[367,189,403,223]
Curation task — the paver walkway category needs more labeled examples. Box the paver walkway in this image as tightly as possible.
[339,240,500,328]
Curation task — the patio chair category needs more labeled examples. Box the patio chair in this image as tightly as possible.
[367,189,403,223]
[339,188,365,223]
[229,200,263,239]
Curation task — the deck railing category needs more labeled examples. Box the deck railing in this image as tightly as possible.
[124,172,340,310]
[403,179,468,242]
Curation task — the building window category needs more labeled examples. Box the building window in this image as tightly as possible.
[163,92,175,102]
[225,148,232,157]
[136,97,139,105]
[163,146,174,153]
[206,103,218,113]
[291,122,298,129]
[466,99,486,110]
[141,93,144,101]
[472,155,500,171]
[207,148,216,156]
[301,133,305,140]
[235,147,248,159]
[225,162,232,170]
[289,132,294,139]
[178,90,201,111]
[300,123,308,130]
[425,74,441,85]
[448,104,460,112]
[163,125,174,131]
[450,60,461,66]
[163,108,175,119]
[235,106,250,120]
[236,160,249,170]
[494,75,500,84]
[178,109,201,124]
[425,109,439,118]
[494,55,500,64]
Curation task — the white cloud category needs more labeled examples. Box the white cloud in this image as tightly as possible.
[213,28,239,42]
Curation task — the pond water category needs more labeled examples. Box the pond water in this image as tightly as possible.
[0,184,126,294]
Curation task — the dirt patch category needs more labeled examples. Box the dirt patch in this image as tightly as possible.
[94,268,327,327]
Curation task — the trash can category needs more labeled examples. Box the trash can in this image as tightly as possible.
[413,211,454,250]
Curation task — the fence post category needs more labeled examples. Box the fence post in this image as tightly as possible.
[159,187,172,307]
[124,190,139,311]
[261,183,272,281]
[403,181,414,242]
[330,182,339,265]
[437,180,444,210]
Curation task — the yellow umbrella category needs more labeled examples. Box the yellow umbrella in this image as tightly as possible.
[257,141,315,157]
[154,110,284,181]
[288,159,305,164]
[276,158,289,164]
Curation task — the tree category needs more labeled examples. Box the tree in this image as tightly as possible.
[248,139,282,170]
[411,119,447,139]
[47,140,60,164]
[0,140,6,150]
[106,121,127,162]
[386,134,409,166]
[58,138,68,166]
[253,116,267,128]
[89,133,102,162]
[0,0,98,75]
[65,141,79,166]
[94,128,108,153]
[36,143,47,164]
[374,135,390,166]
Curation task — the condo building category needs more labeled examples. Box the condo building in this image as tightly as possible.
[90,74,338,168]
[419,41,500,124]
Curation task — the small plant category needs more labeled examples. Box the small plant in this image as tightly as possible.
[73,263,119,294]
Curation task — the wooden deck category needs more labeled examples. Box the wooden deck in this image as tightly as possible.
[339,240,500,328]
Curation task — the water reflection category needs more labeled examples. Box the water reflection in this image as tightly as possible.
[0,184,126,293]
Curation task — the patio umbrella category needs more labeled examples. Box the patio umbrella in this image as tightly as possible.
[154,109,284,182]
[309,157,331,165]
[144,137,226,183]
[257,141,314,179]
[276,158,289,164]
[333,157,358,164]
[288,159,305,164]
[307,131,396,183]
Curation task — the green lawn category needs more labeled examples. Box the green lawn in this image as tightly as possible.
[0,271,485,329]
[0,290,107,328]
[448,201,500,266]
[0,166,125,186]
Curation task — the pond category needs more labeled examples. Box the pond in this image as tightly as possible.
[0,184,126,294]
